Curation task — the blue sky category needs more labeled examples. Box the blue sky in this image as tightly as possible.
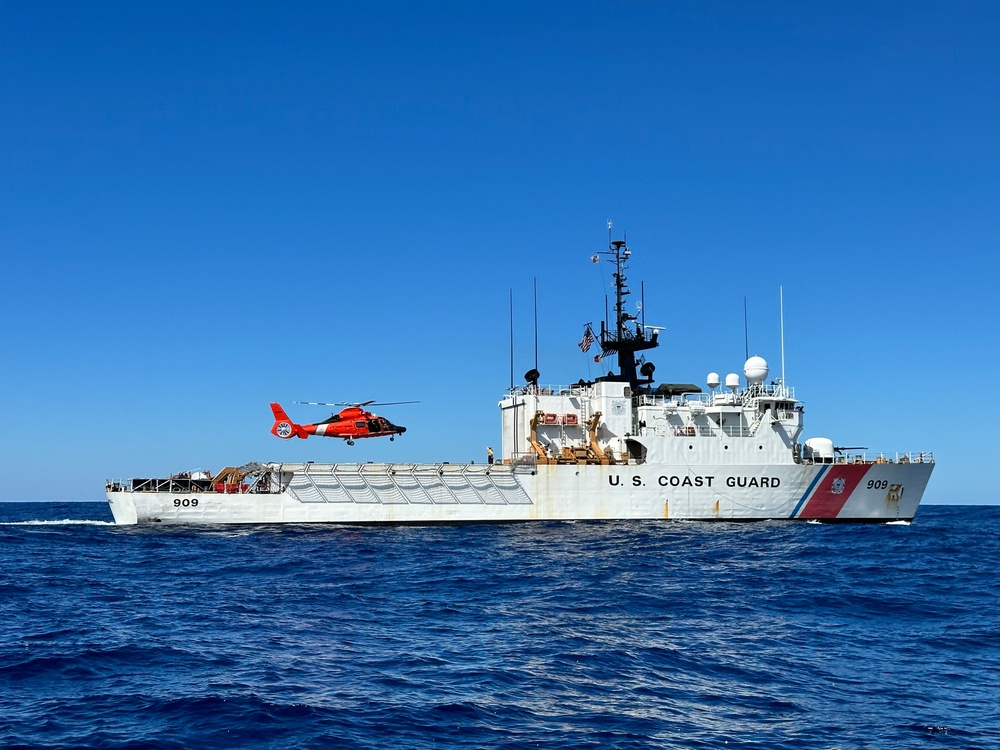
[2,2,997,503]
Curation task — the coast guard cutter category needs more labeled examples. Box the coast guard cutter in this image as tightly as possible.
[106,234,933,524]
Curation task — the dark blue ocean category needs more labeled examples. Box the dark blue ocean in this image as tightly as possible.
[1,504,998,750]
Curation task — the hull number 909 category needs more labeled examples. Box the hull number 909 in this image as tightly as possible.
[866,479,889,490]
[173,498,199,507]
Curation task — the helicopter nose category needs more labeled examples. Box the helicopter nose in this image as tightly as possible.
[397,425,406,434]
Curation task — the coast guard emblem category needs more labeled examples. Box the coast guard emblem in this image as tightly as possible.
[830,477,846,495]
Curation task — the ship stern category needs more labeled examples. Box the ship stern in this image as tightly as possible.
[107,491,138,525]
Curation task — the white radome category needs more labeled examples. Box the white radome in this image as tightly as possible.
[743,356,769,384]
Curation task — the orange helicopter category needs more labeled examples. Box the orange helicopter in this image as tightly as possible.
[269,401,416,445]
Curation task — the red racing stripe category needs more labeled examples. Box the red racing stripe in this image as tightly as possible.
[798,464,873,519]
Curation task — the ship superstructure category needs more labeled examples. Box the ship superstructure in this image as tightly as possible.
[500,237,805,470]
[106,235,933,525]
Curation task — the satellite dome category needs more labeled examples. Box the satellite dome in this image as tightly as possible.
[725,373,740,392]
[707,372,720,389]
[743,356,769,384]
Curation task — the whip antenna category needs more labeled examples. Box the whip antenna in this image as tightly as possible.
[744,297,749,360]
[780,286,786,389]
[508,289,514,390]
[533,277,538,371]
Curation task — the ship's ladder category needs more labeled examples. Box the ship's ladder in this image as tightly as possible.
[746,397,783,437]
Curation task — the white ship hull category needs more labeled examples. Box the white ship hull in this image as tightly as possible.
[106,459,933,525]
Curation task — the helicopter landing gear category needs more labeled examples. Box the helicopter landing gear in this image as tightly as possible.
[390,436,394,441]
[346,439,355,446]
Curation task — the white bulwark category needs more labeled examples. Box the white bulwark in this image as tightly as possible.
[107,236,933,525]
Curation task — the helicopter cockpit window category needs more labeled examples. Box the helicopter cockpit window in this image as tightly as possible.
[368,419,380,431]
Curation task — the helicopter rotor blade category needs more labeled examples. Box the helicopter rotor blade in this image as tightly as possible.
[295,400,419,408]
[294,401,366,407]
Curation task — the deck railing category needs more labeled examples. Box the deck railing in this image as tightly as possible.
[827,451,935,465]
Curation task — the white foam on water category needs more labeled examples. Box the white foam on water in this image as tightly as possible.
[0,519,116,526]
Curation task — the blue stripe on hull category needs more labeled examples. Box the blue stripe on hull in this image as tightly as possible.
[789,465,829,519]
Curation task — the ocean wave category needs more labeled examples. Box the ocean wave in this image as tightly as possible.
[1,504,998,749]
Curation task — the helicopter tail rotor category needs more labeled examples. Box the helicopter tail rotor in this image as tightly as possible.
[270,403,306,439]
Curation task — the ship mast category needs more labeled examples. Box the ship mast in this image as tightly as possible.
[596,237,658,390]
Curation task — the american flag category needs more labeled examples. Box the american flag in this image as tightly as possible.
[578,324,596,352]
